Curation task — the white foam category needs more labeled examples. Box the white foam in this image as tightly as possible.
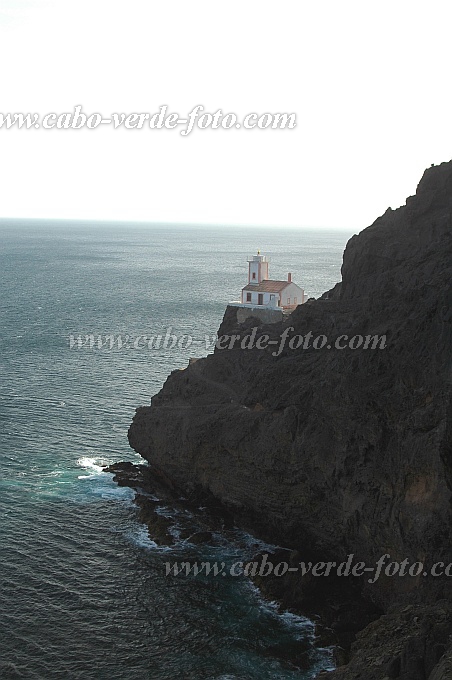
[127,525,159,550]
[76,456,105,474]
[126,524,176,553]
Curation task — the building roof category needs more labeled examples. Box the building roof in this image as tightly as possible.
[242,280,295,293]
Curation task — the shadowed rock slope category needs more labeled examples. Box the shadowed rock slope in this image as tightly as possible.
[128,162,452,679]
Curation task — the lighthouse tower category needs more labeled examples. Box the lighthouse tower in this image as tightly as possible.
[248,250,269,284]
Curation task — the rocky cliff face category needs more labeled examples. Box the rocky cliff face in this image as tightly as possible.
[128,162,452,678]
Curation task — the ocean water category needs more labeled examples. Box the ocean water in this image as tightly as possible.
[0,220,354,680]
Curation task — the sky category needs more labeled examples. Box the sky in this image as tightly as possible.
[0,0,450,229]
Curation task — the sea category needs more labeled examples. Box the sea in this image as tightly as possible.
[0,220,354,680]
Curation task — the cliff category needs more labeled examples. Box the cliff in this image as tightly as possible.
[127,162,452,679]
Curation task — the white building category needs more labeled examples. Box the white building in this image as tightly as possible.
[234,252,305,311]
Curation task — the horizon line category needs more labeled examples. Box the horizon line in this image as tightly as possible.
[0,216,356,231]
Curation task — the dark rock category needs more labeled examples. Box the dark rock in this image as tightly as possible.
[244,548,381,653]
[328,603,452,680]
[385,654,401,678]
[126,162,452,678]
[184,531,214,545]
[133,494,174,546]
[399,636,426,679]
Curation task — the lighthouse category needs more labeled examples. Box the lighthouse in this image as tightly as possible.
[237,251,306,310]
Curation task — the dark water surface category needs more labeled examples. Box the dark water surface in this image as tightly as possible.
[0,220,353,679]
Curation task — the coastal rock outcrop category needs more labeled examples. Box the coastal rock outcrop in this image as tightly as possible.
[128,162,452,678]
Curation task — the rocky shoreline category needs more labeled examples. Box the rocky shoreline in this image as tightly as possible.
[103,460,374,672]
[118,162,452,678]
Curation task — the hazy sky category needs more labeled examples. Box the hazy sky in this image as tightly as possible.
[0,0,450,228]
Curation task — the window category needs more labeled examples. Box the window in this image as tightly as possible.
[258,293,264,305]
[252,272,256,280]
[287,297,290,305]
[246,293,252,302]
